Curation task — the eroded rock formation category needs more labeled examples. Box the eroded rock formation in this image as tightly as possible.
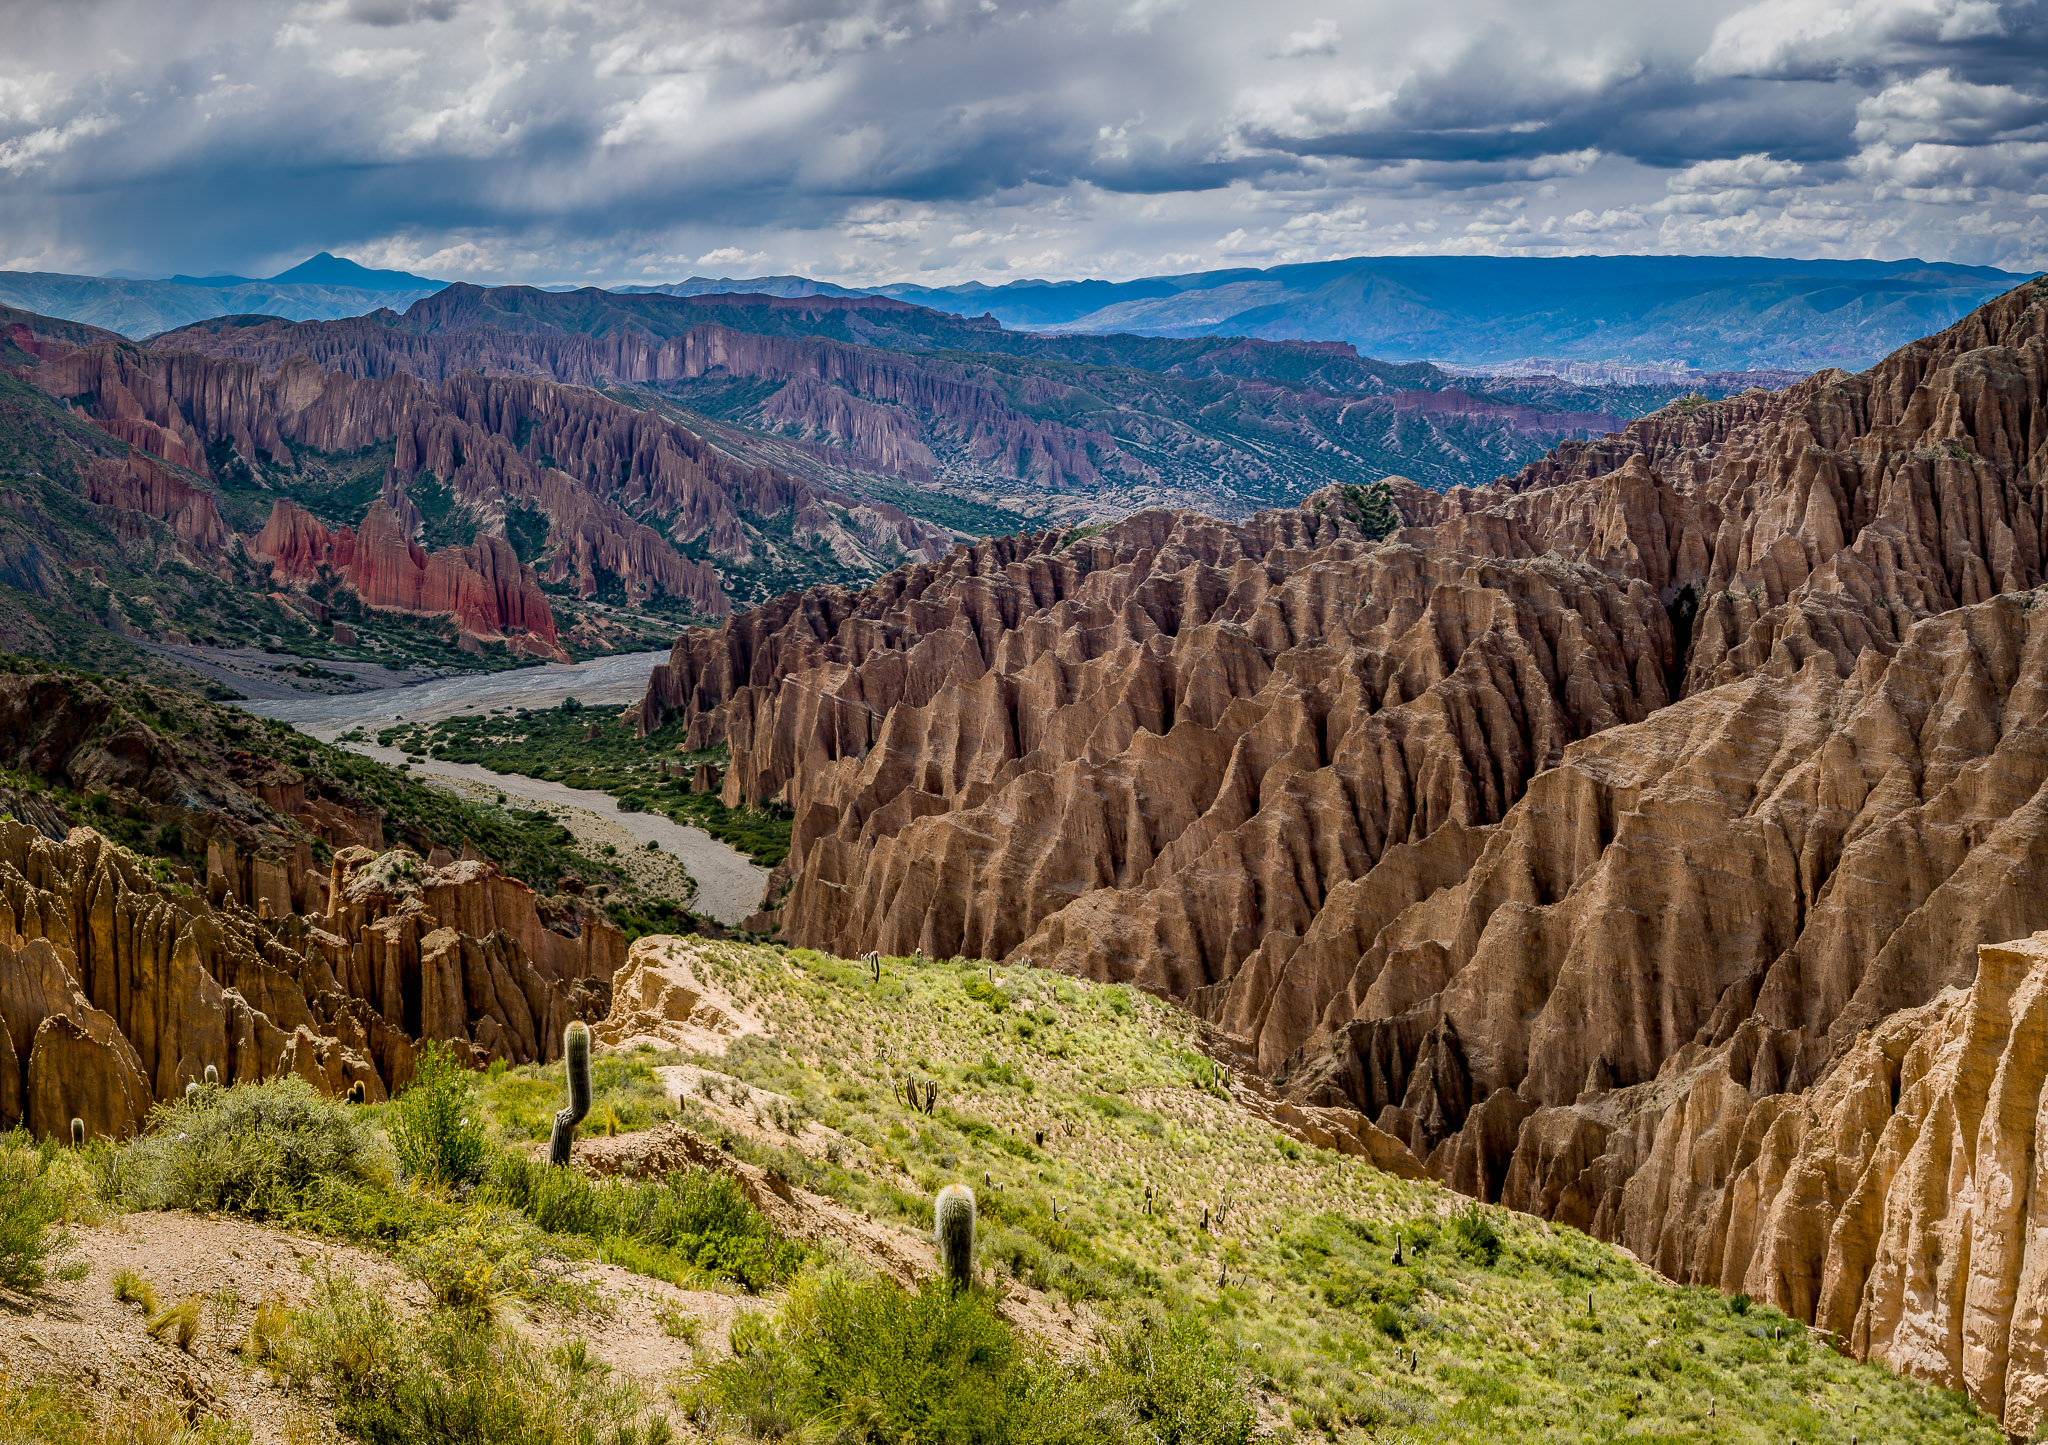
[250,499,560,653]
[0,666,623,1139]
[0,824,620,1140]
[633,278,2048,1429]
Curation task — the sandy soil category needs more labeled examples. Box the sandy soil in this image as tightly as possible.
[423,772,701,907]
[0,1212,412,1443]
[231,651,771,926]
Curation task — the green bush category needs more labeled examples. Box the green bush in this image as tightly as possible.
[1450,1205,1502,1266]
[688,1272,1251,1444]
[1104,1314,1256,1445]
[270,1270,658,1444]
[388,1042,489,1187]
[0,1133,68,1292]
[484,1153,800,1294]
[688,1273,1056,1443]
[120,1078,382,1218]
[401,1208,558,1316]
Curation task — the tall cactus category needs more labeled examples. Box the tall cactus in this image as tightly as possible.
[548,1021,592,1166]
[70,1118,83,1147]
[203,1064,219,1087]
[935,1183,976,1291]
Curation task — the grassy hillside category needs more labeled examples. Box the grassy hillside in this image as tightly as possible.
[0,935,2000,1442]
[497,941,1994,1444]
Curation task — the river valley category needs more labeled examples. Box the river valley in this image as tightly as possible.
[234,650,771,926]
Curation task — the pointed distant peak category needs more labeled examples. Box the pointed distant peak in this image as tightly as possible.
[265,252,446,292]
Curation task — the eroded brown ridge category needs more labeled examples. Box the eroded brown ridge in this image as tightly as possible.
[632,279,2048,1428]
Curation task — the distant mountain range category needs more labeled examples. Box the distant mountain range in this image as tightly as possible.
[878,255,2034,371]
[154,284,1796,532]
[0,253,446,337]
[609,255,2041,371]
[5,251,2032,373]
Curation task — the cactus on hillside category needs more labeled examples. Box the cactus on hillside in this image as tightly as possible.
[184,1082,199,1103]
[548,1020,592,1166]
[203,1064,218,1087]
[347,1080,367,1104]
[935,1183,976,1291]
[70,1117,83,1147]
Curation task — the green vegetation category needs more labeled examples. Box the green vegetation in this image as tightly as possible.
[267,1271,666,1444]
[856,480,1042,539]
[614,940,2001,1444]
[1339,479,1400,541]
[0,943,2013,1443]
[504,500,551,565]
[381,700,793,868]
[0,1374,254,1444]
[0,656,632,912]
[684,1272,1253,1444]
[119,1077,382,1219]
[407,471,479,552]
[0,1133,71,1293]
[547,1021,593,1167]
[387,1041,491,1187]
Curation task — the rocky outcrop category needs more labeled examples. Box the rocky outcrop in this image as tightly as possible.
[250,499,562,654]
[1498,930,2048,1437]
[593,934,761,1055]
[0,823,621,1139]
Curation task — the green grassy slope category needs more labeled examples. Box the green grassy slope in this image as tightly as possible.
[601,939,1996,1444]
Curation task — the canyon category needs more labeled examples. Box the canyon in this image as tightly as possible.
[0,299,950,668]
[632,277,2048,1430]
[161,285,1712,520]
[0,664,622,1144]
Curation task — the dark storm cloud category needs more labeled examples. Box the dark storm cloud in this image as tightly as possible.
[0,0,2041,283]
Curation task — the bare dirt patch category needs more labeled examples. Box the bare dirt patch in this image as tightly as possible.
[0,1213,410,1443]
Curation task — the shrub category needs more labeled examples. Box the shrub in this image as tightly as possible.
[387,1042,489,1187]
[1450,1205,1502,1267]
[483,1153,800,1294]
[687,1274,1053,1442]
[120,1077,381,1218]
[271,1270,657,1444]
[1105,1314,1256,1445]
[0,1133,68,1293]
[401,1208,565,1316]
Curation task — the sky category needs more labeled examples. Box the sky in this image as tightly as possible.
[1,0,2044,286]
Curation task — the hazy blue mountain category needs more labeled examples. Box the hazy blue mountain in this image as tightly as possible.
[0,254,447,337]
[864,255,2033,370]
[617,275,871,299]
[265,252,444,290]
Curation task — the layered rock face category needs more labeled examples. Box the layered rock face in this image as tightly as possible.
[0,823,619,1141]
[128,313,952,603]
[250,499,560,652]
[161,286,1640,513]
[635,279,2048,1428]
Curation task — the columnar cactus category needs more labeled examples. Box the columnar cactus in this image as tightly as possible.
[70,1118,84,1147]
[203,1064,218,1087]
[185,1082,200,1103]
[935,1183,976,1292]
[549,1021,592,1166]
[347,1080,367,1104]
